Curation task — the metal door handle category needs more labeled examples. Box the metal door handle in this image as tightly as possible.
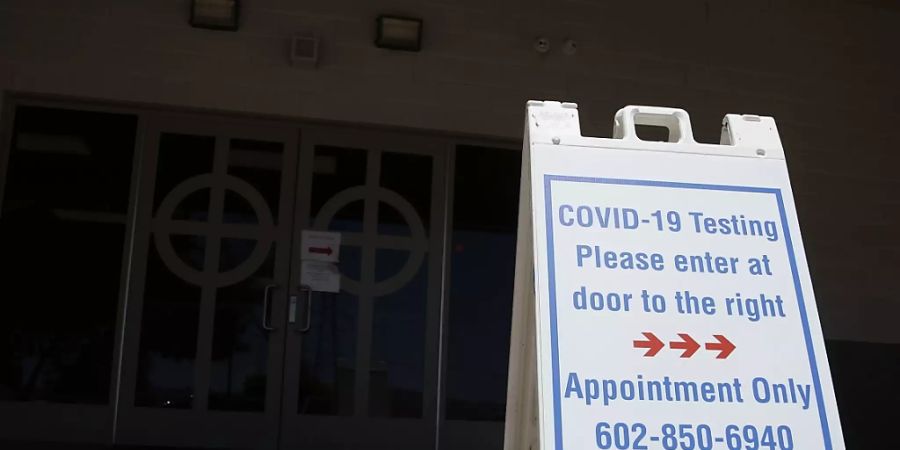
[299,285,313,333]
[289,295,298,324]
[262,284,277,331]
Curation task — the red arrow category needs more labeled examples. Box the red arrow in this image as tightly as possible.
[705,335,736,359]
[309,246,333,256]
[669,333,700,358]
[633,332,664,357]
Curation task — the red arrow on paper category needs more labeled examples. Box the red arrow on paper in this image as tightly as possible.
[670,333,701,358]
[705,334,736,359]
[309,246,333,256]
[633,332,664,357]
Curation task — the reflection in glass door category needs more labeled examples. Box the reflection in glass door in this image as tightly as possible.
[115,116,299,449]
[280,127,447,449]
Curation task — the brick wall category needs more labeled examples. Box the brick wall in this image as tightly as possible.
[0,0,898,343]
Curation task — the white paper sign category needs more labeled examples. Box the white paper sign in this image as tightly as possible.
[505,103,844,450]
[301,230,341,263]
[300,260,340,293]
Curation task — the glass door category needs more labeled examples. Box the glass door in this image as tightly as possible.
[2,102,514,450]
[279,126,448,449]
[116,117,449,450]
[115,114,299,449]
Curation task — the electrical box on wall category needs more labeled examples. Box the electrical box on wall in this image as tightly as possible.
[290,34,319,67]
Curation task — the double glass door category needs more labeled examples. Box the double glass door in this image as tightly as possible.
[115,115,447,449]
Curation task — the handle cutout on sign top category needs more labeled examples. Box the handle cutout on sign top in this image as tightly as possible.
[634,124,671,142]
[613,106,695,144]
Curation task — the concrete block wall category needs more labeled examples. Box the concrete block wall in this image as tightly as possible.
[0,0,898,343]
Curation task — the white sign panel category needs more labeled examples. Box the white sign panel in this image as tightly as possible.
[300,260,340,293]
[505,103,844,450]
[301,230,341,263]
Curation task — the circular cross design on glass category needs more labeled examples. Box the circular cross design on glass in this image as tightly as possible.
[314,186,427,297]
[154,173,274,287]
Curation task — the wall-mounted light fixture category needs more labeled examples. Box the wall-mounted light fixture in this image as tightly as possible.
[190,0,240,31]
[375,15,423,52]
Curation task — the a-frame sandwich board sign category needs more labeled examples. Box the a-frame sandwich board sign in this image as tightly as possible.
[504,102,844,450]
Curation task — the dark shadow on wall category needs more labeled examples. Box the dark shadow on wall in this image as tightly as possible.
[826,339,900,449]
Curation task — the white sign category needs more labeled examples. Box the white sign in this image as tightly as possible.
[504,103,844,450]
[300,260,340,293]
[300,230,341,263]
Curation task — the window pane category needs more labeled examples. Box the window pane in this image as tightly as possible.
[298,251,360,416]
[369,252,427,417]
[378,152,432,235]
[134,236,203,408]
[208,243,275,411]
[0,106,136,404]
[152,133,214,220]
[310,146,366,233]
[4,106,136,214]
[445,145,520,421]
[226,138,284,224]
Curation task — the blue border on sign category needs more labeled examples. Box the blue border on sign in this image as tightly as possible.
[542,175,832,450]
